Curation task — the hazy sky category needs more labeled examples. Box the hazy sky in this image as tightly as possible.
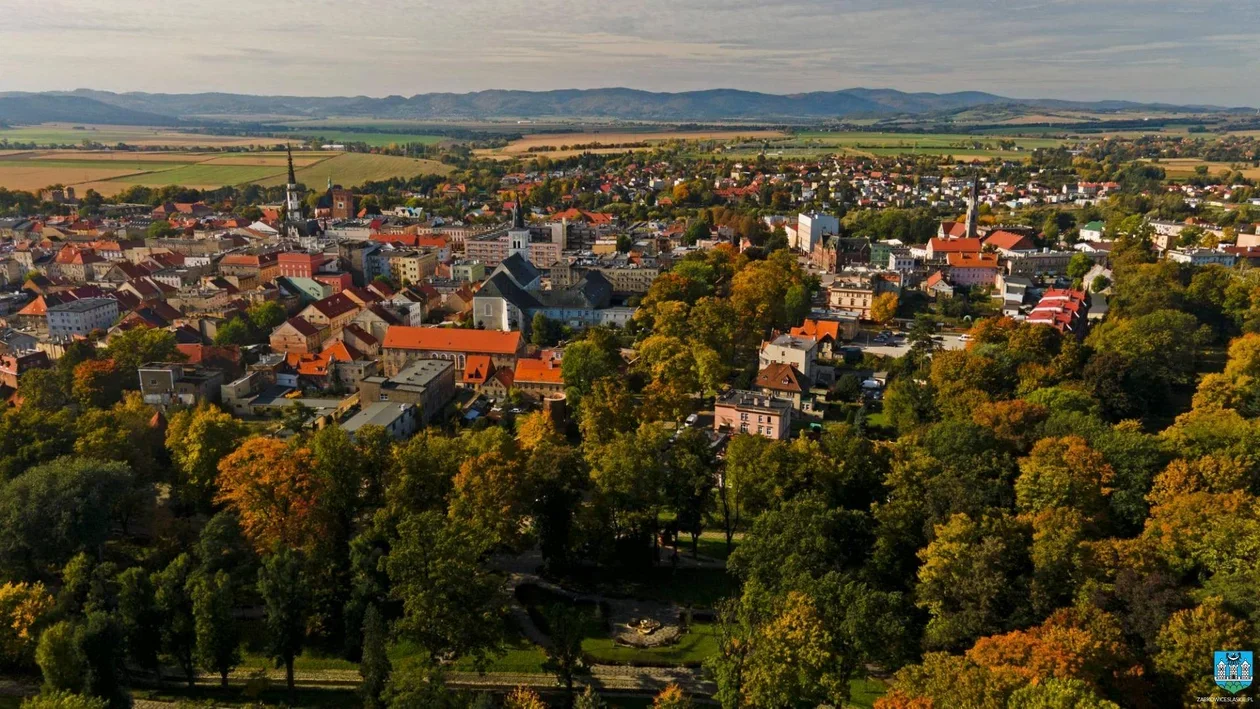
[3,0,1258,105]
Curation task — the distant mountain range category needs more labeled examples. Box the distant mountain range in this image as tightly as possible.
[0,87,1251,125]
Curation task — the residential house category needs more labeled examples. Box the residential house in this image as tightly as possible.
[342,402,420,440]
[513,357,565,399]
[270,317,329,355]
[946,253,1000,287]
[714,389,793,440]
[47,298,119,339]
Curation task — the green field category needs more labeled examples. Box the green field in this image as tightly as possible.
[113,163,285,186]
[254,152,452,188]
[0,148,451,195]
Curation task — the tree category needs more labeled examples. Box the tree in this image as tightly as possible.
[871,292,899,325]
[103,327,181,382]
[1067,253,1094,282]
[1015,436,1115,521]
[386,512,506,670]
[146,221,177,239]
[20,691,108,709]
[216,437,322,551]
[504,687,548,709]
[212,317,253,346]
[0,457,134,581]
[448,451,527,549]
[0,581,54,670]
[360,604,391,709]
[562,340,620,396]
[916,513,1032,651]
[35,622,84,694]
[530,312,561,347]
[653,684,693,709]
[69,360,122,411]
[76,612,127,709]
[247,300,286,333]
[18,369,70,411]
[542,604,585,706]
[113,568,160,681]
[258,548,309,694]
[1154,600,1251,702]
[151,554,196,687]
[574,686,607,709]
[191,570,239,687]
[664,428,716,556]
[165,404,248,510]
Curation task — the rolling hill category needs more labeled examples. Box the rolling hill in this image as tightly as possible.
[0,88,1252,124]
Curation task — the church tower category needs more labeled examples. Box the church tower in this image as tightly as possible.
[284,145,303,227]
[964,173,979,239]
[508,193,530,260]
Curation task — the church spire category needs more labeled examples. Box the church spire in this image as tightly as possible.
[512,191,526,229]
[287,144,297,185]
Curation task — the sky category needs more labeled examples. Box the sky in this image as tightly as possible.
[3,0,1259,106]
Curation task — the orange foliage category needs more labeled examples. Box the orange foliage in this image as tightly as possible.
[215,437,322,552]
[972,399,1049,452]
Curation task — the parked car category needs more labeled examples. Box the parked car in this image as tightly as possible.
[685,413,700,427]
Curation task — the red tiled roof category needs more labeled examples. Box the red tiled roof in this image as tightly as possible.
[984,230,1035,251]
[463,355,494,385]
[514,357,564,385]
[755,362,804,394]
[929,237,982,254]
[384,326,521,355]
[947,253,1000,269]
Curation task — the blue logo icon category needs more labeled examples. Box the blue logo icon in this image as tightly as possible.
[1215,650,1253,694]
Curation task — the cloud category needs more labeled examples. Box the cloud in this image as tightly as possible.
[0,0,1256,104]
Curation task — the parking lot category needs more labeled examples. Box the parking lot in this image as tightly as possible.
[847,332,969,358]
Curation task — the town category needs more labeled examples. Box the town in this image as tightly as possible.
[2,9,1260,703]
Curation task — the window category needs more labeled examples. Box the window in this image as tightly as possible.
[740,424,748,433]
[740,413,749,422]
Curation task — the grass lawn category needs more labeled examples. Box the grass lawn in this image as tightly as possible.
[848,677,889,709]
[582,621,719,666]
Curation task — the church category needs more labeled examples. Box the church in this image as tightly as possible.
[472,206,635,334]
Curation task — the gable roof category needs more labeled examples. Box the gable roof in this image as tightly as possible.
[463,355,495,385]
[929,237,983,254]
[756,362,805,394]
[791,319,843,343]
[947,253,1000,269]
[383,326,522,355]
[514,357,564,385]
[308,292,360,320]
[278,316,323,338]
[984,230,1035,251]
[494,252,540,288]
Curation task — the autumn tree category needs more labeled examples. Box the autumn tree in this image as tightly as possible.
[166,404,248,510]
[1154,600,1252,702]
[70,360,122,410]
[871,292,899,325]
[215,437,322,552]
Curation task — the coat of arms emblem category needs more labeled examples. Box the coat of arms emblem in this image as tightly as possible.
[1215,650,1253,694]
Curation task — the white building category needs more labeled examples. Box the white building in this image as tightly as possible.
[1167,248,1237,267]
[794,212,840,253]
[48,298,119,339]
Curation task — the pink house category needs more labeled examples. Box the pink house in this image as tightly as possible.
[947,253,1001,287]
[714,389,793,439]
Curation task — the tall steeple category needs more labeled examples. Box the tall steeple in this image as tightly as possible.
[284,144,302,225]
[964,173,979,239]
[508,191,530,260]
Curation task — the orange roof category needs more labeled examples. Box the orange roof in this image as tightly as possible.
[929,237,982,254]
[984,230,1034,251]
[514,357,564,385]
[791,319,842,342]
[383,326,521,356]
[463,355,494,385]
[947,253,1000,269]
[16,296,50,317]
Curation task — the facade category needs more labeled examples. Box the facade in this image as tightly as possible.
[388,250,439,285]
[946,253,1001,287]
[828,284,875,320]
[714,389,793,440]
[138,362,224,407]
[760,334,818,383]
[342,402,420,439]
[47,298,119,338]
[278,252,327,279]
[794,212,839,253]
[356,359,456,424]
[270,317,329,355]
[1005,250,1075,277]
[1167,248,1237,267]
